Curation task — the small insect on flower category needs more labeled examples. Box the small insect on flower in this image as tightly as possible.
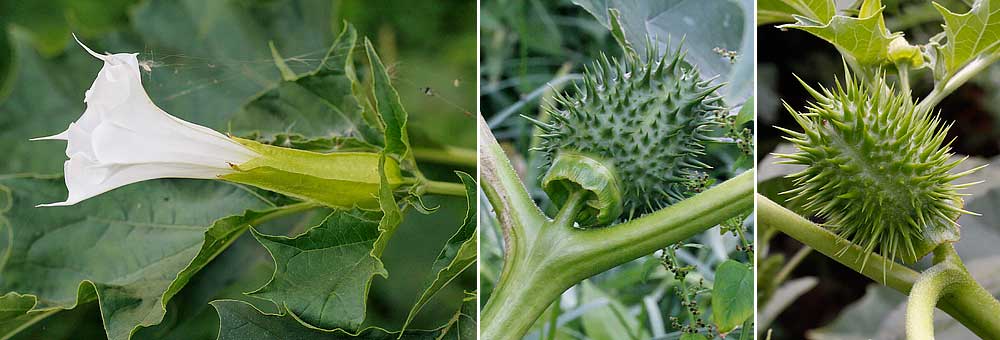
[138,59,157,72]
[31,35,260,206]
[776,69,983,264]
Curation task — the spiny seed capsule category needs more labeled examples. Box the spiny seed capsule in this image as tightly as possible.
[527,43,724,227]
[776,71,981,264]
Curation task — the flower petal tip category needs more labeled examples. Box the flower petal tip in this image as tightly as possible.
[36,201,72,208]
[30,130,70,141]
[72,33,107,61]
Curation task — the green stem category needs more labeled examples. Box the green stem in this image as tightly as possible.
[252,201,322,224]
[758,195,1000,339]
[758,195,918,290]
[553,190,586,227]
[423,180,467,197]
[412,146,477,168]
[906,246,965,340]
[738,317,753,340]
[477,112,548,257]
[917,53,1000,113]
[566,171,753,277]
[1,309,60,340]
[734,222,754,265]
[480,170,753,340]
[545,301,560,340]
[897,64,912,101]
[665,247,698,327]
[772,246,812,288]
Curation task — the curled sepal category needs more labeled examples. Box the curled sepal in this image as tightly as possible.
[541,152,623,227]
[888,36,924,68]
[776,71,978,264]
[220,137,404,209]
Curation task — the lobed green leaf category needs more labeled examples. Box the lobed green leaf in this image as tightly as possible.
[248,210,387,330]
[758,0,836,25]
[230,24,384,147]
[779,0,897,66]
[933,0,1000,74]
[211,300,442,340]
[0,176,273,340]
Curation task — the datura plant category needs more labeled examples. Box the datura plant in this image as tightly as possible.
[758,0,1000,339]
[34,36,435,209]
[0,21,476,340]
[481,8,753,340]
[532,44,723,226]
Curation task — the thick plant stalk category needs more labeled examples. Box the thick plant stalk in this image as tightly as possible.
[479,111,752,339]
[906,246,965,340]
[905,245,1000,340]
[757,195,1000,339]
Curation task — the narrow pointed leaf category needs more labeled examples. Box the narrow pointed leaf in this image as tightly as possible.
[365,39,412,163]
[373,154,403,257]
[400,173,477,333]
[579,281,648,340]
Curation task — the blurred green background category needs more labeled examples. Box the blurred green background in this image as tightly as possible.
[0,0,475,338]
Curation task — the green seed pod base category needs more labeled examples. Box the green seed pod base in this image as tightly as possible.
[776,72,979,264]
[530,44,724,225]
[542,152,623,227]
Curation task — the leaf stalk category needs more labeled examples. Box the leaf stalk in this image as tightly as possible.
[917,53,1000,113]
[422,180,468,197]
[412,146,477,168]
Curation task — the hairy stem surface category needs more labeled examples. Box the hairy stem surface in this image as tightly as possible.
[758,195,1000,339]
[480,170,753,340]
[906,246,965,340]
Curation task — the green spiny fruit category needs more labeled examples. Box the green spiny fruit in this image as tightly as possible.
[776,71,981,264]
[528,44,724,226]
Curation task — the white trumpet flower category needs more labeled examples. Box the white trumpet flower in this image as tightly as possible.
[32,36,259,207]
